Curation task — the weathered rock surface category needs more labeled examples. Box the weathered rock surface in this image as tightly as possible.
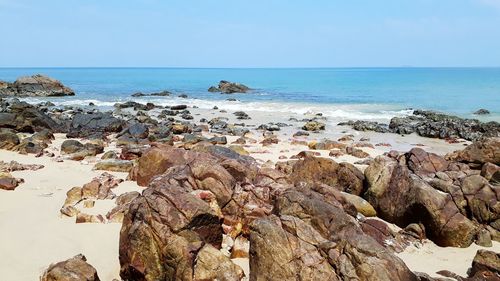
[446,137,500,165]
[249,188,418,281]
[1,74,74,97]
[0,101,61,133]
[340,110,500,141]
[208,80,251,94]
[67,112,125,138]
[40,254,100,281]
[282,156,365,196]
[364,149,479,247]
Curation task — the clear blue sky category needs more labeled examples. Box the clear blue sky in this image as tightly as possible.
[1,0,499,67]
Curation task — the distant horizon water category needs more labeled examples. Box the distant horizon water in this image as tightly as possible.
[0,67,499,122]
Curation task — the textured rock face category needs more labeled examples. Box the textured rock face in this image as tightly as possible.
[341,110,500,141]
[40,254,100,281]
[208,80,250,94]
[0,74,74,97]
[249,189,417,281]
[447,137,500,165]
[285,156,365,196]
[0,131,20,150]
[364,153,479,247]
[67,112,125,138]
[302,121,326,131]
[0,101,61,133]
[469,249,500,279]
[119,169,225,281]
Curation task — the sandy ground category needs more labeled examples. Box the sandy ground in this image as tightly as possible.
[0,105,487,280]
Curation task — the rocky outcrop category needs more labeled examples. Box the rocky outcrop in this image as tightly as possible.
[0,130,19,150]
[249,188,418,281]
[40,254,100,281]
[208,80,251,94]
[469,249,500,280]
[340,110,500,141]
[0,74,74,97]
[446,137,500,165]
[67,112,125,138]
[0,101,62,133]
[281,156,365,196]
[363,148,499,247]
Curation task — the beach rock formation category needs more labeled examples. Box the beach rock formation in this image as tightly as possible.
[474,108,491,115]
[0,101,62,133]
[208,80,250,94]
[40,254,100,281]
[469,249,500,280]
[67,112,125,138]
[363,146,500,247]
[446,137,500,165]
[0,74,74,97]
[340,110,500,141]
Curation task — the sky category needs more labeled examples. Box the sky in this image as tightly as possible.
[1,0,500,67]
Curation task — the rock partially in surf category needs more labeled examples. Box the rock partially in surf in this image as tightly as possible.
[474,109,491,115]
[131,90,171,97]
[0,74,74,97]
[208,80,250,94]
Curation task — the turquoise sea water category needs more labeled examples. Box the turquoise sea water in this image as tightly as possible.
[0,68,499,121]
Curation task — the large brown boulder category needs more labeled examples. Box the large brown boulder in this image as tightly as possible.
[447,137,500,165]
[40,254,100,281]
[469,249,500,280]
[249,188,418,281]
[364,154,478,247]
[119,167,228,281]
[1,74,74,97]
[285,156,365,196]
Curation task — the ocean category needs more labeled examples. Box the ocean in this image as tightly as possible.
[0,67,499,122]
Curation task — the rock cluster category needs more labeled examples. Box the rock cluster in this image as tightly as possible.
[0,74,74,97]
[208,80,251,94]
[340,110,500,141]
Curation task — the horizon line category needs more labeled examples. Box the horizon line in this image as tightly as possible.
[1,66,500,69]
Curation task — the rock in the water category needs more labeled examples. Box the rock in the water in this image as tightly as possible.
[40,254,100,281]
[1,74,74,97]
[208,80,250,94]
[474,109,491,115]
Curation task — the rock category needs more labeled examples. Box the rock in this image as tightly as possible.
[447,137,500,165]
[172,123,189,134]
[340,192,377,217]
[76,213,105,223]
[0,160,44,172]
[106,191,141,223]
[476,228,493,247]
[364,155,477,247]
[208,80,250,94]
[131,90,171,97]
[193,244,244,281]
[0,101,62,133]
[346,146,370,158]
[61,140,104,160]
[469,250,500,279]
[40,254,100,281]
[286,156,365,196]
[474,109,491,115]
[0,131,19,150]
[119,170,223,281]
[101,151,119,160]
[309,139,346,150]
[67,112,125,138]
[231,236,249,258]
[249,189,418,281]
[302,121,325,131]
[1,74,74,97]
[342,110,500,141]
[0,172,23,190]
[118,123,149,139]
[93,160,133,172]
